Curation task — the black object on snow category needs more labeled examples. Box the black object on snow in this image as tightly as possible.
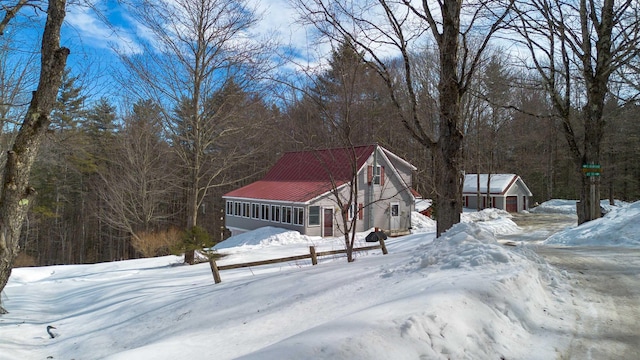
[365,230,388,243]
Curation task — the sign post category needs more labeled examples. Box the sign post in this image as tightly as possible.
[582,164,601,219]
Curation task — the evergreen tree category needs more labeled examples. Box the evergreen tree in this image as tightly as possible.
[51,68,87,131]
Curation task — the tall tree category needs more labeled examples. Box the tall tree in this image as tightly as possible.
[0,0,69,314]
[119,0,277,263]
[512,0,640,224]
[95,99,177,253]
[292,0,514,236]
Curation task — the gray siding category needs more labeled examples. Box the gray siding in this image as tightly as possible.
[224,146,416,237]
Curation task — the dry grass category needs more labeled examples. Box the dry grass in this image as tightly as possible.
[13,253,37,267]
[132,228,183,258]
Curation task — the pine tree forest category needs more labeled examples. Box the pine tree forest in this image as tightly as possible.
[2,0,640,267]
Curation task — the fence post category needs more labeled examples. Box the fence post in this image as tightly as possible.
[379,238,388,255]
[310,246,318,265]
[209,259,222,284]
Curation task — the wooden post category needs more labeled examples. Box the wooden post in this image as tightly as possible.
[310,246,318,265]
[379,237,388,255]
[209,259,222,284]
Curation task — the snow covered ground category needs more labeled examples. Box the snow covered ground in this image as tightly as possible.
[0,200,638,359]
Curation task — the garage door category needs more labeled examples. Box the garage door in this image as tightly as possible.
[506,196,518,212]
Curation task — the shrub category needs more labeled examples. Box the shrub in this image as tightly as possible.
[132,228,183,258]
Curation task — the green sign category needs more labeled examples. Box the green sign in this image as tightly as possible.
[582,164,601,176]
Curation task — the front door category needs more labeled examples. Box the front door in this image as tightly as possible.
[390,202,400,230]
[323,208,334,237]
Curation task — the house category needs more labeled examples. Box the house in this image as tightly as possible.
[463,174,532,212]
[223,144,417,237]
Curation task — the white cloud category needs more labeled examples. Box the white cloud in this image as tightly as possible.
[64,4,143,55]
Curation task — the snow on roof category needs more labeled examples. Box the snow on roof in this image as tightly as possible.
[463,173,518,194]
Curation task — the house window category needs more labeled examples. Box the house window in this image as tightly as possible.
[308,206,320,226]
[242,202,250,218]
[234,202,241,216]
[347,203,363,220]
[373,165,381,185]
[261,204,270,220]
[271,205,280,222]
[348,203,357,220]
[226,201,233,216]
[251,203,260,219]
[282,206,292,224]
[367,165,384,185]
[293,207,304,226]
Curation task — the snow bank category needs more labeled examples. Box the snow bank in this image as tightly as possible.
[462,208,521,235]
[531,198,627,216]
[390,222,522,273]
[530,199,578,214]
[213,226,315,249]
[240,221,572,360]
[411,211,437,233]
[544,201,640,247]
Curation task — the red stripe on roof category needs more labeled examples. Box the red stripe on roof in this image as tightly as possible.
[225,145,376,202]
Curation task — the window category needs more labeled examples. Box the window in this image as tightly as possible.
[226,201,233,216]
[373,165,381,185]
[261,204,270,220]
[391,203,399,216]
[251,203,260,219]
[234,202,241,216]
[271,205,280,222]
[347,203,356,220]
[242,202,250,218]
[281,206,292,224]
[293,207,304,226]
[367,165,384,185]
[308,206,320,226]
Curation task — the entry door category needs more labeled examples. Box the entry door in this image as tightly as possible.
[323,208,334,237]
[389,202,400,230]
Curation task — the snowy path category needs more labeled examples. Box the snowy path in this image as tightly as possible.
[505,213,640,359]
[534,247,640,359]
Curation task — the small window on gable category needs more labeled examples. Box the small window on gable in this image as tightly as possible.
[368,165,385,185]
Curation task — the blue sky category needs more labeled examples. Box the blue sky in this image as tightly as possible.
[53,0,331,105]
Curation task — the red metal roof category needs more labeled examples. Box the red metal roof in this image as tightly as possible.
[224,145,376,202]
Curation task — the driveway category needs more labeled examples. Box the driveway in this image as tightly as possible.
[506,213,640,359]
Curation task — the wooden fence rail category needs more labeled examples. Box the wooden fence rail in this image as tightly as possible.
[209,238,387,284]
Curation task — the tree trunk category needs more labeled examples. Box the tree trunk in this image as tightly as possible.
[0,0,69,314]
[434,0,463,237]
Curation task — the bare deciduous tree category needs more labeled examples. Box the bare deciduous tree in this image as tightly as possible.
[95,99,178,251]
[511,0,640,224]
[118,0,277,263]
[0,0,69,314]
[291,0,513,236]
